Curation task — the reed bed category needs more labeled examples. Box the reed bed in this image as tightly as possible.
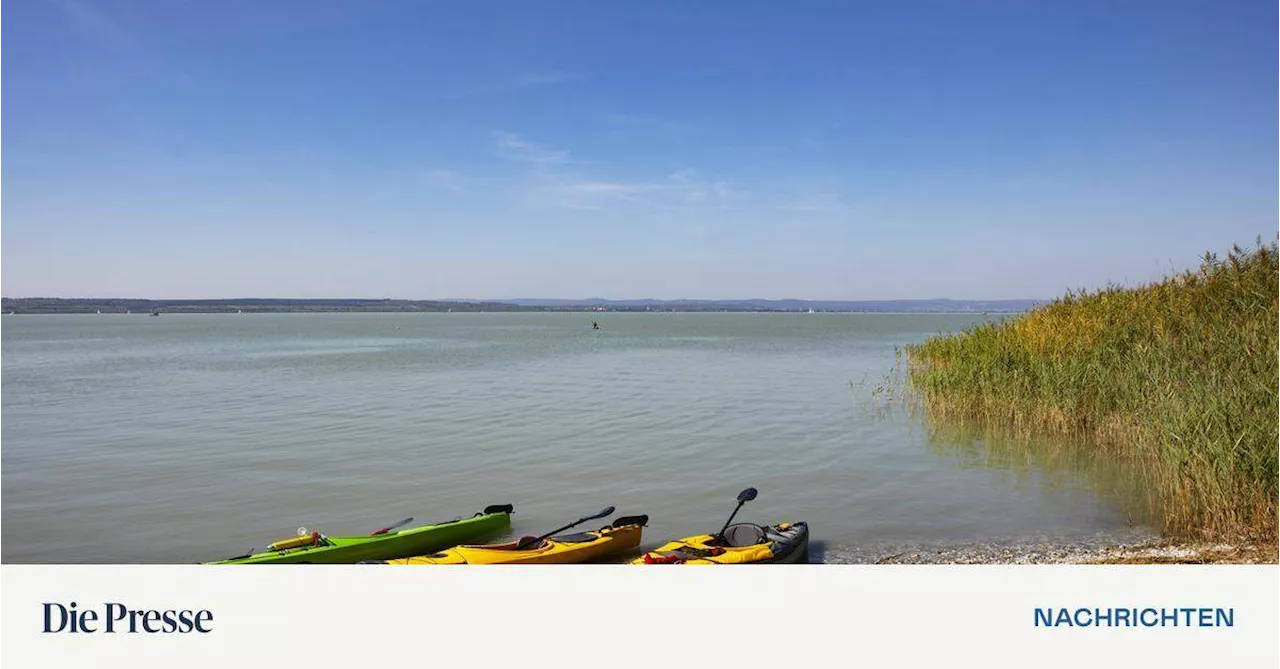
[907,241,1278,541]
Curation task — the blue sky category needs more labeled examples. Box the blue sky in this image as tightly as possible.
[3,0,1275,299]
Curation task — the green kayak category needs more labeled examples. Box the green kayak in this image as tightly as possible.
[208,505,513,564]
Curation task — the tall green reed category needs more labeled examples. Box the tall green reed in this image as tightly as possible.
[907,240,1278,541]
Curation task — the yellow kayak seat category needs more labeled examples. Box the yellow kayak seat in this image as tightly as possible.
[382,515,648,565]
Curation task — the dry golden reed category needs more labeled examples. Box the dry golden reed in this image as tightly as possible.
[907,240,1278,541]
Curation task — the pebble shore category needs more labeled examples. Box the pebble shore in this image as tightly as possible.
[814,530,1276,564]
[869,540,1275,564]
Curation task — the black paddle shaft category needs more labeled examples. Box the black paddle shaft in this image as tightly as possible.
[521,506,615,546]
[716,488,758,541]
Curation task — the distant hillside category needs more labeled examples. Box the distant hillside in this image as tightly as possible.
[2,296,1043,314]
[0,298,524,314]
[501,298,1043,312]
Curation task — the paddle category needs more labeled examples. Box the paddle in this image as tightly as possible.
[518,506,616,547]
[220,549,256,562]
[370,517,414,536]
[715,487,758,542]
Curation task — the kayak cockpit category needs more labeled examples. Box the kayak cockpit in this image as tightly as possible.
[634,521,809,564]
[719,523,767,547]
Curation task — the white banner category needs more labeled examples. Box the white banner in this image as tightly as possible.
[2,565,1276,667]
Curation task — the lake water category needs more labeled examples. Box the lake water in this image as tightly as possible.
[1,313,1154,563]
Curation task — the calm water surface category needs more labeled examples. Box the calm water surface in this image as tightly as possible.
[1,313,1152,563]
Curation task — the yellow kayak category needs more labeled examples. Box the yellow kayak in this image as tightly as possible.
[633,488,807,564]
[633,521,809,564]
[380,514,648,565]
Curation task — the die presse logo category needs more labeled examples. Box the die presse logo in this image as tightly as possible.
[43,602,213,634]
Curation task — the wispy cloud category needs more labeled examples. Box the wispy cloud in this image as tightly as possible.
[440,71,583,101]
[767,185,854,215]
[489,132,853,218]
[598,113,665,126]
[422,169,468,193]
[46,0,136,48]
[493,131,576,166]
[664,168,741,207]
[493,134,743,211]
[561,181,649,195]
[513,71,580,87]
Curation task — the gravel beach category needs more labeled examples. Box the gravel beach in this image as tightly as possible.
[815,529,1277,564]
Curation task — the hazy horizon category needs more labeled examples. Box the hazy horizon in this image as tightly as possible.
[4,294,1045,303]
[3,2,1274,299]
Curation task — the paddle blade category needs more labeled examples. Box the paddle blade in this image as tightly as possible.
[586,506,616,522]
[371,517,413,536]
[219,549,255,562]
[738,488,758,503]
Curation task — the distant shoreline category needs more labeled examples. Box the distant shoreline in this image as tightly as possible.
[0,297,1040,315]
